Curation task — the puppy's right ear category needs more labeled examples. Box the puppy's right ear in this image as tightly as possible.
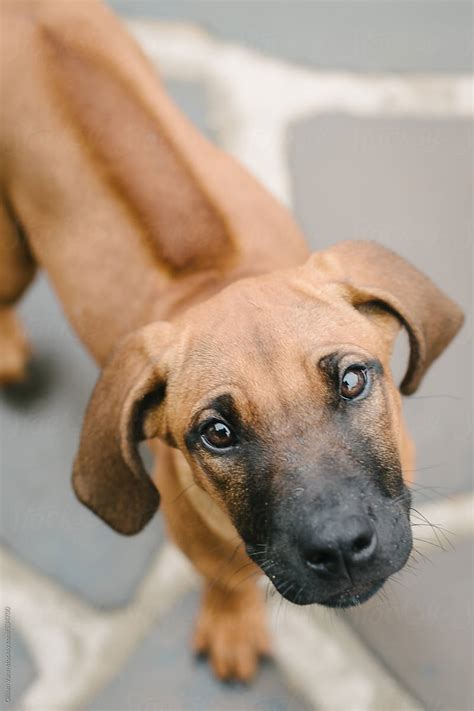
[72,322,174,535]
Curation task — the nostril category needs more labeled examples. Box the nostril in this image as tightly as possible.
[351,533,372,554]
[305,547,340,574]
[349,529,377,563]
[307,550,334,568]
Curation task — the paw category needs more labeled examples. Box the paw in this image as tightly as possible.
[193,583,271,682]
[0,309,31,385]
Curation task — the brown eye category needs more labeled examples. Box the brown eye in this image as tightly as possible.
[200,419,236,451]
[340,366,368,400]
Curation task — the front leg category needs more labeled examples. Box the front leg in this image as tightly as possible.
[0,200,36,385]
[152,443,271,681]
[193,575,271,681]
[0,308,31,385]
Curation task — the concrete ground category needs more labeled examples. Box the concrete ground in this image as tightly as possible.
[1,2,472,710]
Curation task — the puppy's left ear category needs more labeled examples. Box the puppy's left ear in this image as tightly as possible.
[309,241,463,395]
[72,322,174,535]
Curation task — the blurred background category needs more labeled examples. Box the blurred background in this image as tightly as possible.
[1,2,472,710]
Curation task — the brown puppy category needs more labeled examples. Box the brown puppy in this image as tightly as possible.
[0,0,463,682]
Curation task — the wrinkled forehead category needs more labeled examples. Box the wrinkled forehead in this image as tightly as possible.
[169,277,385,410]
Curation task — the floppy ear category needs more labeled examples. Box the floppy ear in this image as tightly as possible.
[310,241,464,395]
[72,322,173,535]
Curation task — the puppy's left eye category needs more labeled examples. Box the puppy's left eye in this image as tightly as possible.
[340,366,369,400]
[200,419,236,451]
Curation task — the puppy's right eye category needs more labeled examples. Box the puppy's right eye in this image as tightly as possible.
[199,419,236,451]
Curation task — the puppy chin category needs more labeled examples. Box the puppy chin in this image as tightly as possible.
[317,578,386,608]
[270,575,386,607]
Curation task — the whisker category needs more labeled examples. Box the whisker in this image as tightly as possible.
[411,523,455,551]
[205,532,242,557]
[260,561,278,573]
[409,394,462,401]
[226,570,261,597]
[405,463,444,475]
[412,536,446,552]
[410,507,455,550]
[409,546,434,567]
[410,519,454,536]
[207,540,245,593]
[264,579,273,603]
[387,574,409,592]
[409,482,454,493]
[249,551,270,560]
[171,481,197,504]
[223,559,256,588]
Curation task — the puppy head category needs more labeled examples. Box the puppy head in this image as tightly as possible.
[73,241,463,606]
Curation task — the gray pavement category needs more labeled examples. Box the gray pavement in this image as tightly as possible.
[1,2,472,710]
[109,1,473,72]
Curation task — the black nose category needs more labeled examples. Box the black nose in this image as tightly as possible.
[302,515,377,577]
